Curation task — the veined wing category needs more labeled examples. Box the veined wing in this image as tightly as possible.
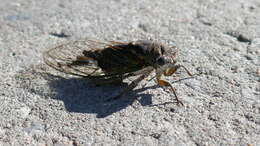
[43,39,131,79]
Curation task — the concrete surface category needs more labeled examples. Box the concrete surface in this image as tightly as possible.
[0,0,259,145]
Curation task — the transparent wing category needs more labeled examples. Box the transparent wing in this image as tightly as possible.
[43,39,130,79]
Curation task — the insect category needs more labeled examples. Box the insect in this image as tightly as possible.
[43,39,193,105]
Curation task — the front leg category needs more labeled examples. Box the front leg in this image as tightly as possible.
[157,74,184,106]
[164,64,193,77]
[155,64,193,105]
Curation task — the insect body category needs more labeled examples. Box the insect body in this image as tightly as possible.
[43,39,192,105]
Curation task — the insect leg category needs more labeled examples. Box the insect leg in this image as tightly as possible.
[164,64,193,77]
[156,74,184,106]
[106,69,153,101]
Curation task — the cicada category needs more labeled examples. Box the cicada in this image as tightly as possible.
[43,39,193,105]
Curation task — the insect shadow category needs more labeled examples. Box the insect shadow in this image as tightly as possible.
[45,73,157,118]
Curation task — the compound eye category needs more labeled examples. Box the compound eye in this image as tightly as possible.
[157,57,166,66]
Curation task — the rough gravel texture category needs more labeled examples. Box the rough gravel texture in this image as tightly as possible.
[0,0,259,145]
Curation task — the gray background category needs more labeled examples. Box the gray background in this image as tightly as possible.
[0,0,259,145]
